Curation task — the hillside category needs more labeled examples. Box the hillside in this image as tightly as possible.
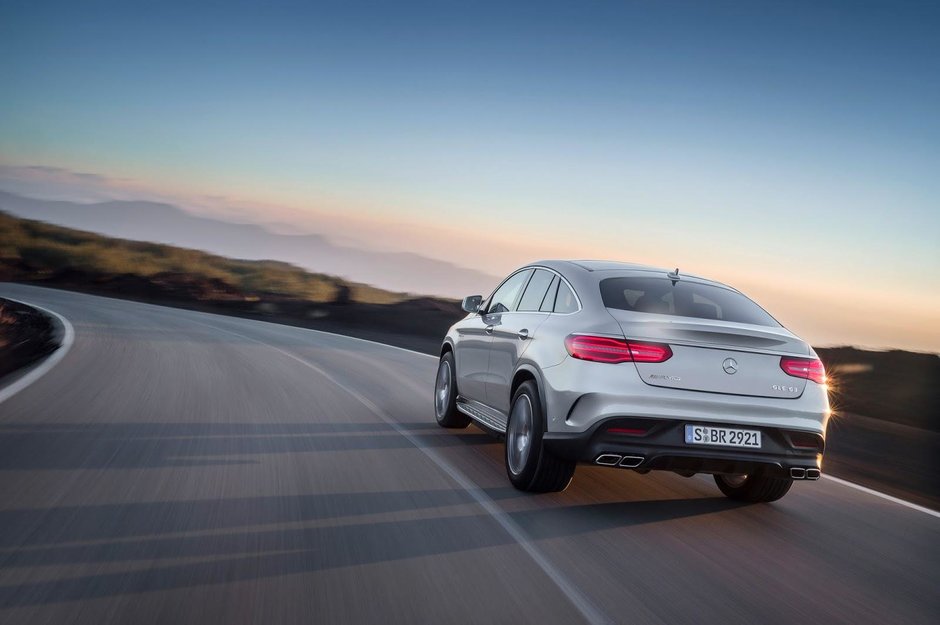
[0,190,500,298]
[816,347,939,433]
[0,211,464,350]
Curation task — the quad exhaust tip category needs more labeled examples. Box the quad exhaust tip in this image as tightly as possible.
[619,455,644,468]
[595,454,645,468]
[790,467,821,480]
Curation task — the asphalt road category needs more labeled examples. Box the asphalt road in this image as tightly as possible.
[0,284,937,625]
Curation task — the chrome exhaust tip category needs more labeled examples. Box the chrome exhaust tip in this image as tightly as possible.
[805,468,820,480]
[619,455,645,468]
[790,467,806,479]
[595,454,622,466]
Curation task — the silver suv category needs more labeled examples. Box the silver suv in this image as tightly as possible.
[434,260,830,502]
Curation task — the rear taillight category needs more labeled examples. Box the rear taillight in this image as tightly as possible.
[564,335,672,364]
[780,357,826,384]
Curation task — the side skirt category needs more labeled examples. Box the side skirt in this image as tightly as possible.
[456,396,508,434]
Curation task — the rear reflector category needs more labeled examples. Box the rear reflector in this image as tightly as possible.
[788,431,824,451]
[780,357,826,384]
[607,427,647,436]
[565,335,672,364]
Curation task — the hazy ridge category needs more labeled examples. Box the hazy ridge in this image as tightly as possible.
[0,190,500,298]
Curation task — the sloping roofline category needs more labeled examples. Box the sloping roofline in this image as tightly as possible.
[532,259,705,277]
[527,259,735,292]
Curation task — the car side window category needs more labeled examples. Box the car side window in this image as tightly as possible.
[517,269,555,312]
[553,280,579,313]
[487,269,533,314]
[539,276,560,312]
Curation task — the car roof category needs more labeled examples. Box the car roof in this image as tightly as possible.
[530,259,699,277]
[526,259,740,296]
[530,259,671,272]
[567,259,671,273]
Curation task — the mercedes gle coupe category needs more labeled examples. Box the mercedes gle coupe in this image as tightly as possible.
[434,260,829,502]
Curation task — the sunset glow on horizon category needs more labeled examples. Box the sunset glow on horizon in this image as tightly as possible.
[1,1,938,352]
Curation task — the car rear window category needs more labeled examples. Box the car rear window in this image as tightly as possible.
[539,276,560,312]
[554,281,579,313]
[599,277,780,327]
[517,269,555,311]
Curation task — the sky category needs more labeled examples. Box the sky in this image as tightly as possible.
[1,0,938,351]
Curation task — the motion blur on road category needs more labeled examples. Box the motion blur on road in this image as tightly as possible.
[0,283,936,625]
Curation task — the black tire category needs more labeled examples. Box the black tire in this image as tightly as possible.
[433,351,470,428]
[505,380,576,493]
[714,472,793,502]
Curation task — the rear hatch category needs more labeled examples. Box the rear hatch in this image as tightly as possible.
[607,310,811,399]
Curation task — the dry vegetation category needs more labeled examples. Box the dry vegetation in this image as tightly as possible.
[0,298,58,379]
[0,301,14,350]
[0,211,409,305]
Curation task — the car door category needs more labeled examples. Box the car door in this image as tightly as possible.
[455,269,531,403]
[484,268,555,415]
[453,312,492,403]
[467,269,532,408]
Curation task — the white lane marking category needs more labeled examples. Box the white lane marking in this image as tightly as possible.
[186,317,610,625]
[822,475,940,519]
[4,284,439,360]
[0,298,75,405]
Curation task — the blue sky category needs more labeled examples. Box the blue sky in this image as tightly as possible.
[1,0,938,349]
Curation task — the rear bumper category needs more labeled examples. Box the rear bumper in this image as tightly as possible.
[539,356,831,435]
[543,417,823,479]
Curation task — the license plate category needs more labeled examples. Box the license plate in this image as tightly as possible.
[684,424,761,448]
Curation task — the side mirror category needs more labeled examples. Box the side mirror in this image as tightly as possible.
[461,295,484,314]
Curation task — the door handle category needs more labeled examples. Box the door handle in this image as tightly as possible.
[518,328,529,340]
[485,325,494,335]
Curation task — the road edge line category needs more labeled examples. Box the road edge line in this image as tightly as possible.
[240,317,438,360]
[821,475,940,519]
[0,297,76,405]
[6,283,440,360]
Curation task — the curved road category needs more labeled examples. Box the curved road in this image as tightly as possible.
[0,284,937,625]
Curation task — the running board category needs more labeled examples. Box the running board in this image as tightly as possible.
[456,397,508,433]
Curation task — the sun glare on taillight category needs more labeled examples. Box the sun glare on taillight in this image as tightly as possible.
[780,357,826,384]
[564,335,672,364]
[627,342,673,363]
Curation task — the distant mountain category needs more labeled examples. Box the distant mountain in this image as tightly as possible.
[0,190,500,298]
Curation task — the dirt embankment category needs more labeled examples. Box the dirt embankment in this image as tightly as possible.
[815,348,939,509]
[824,412,939,509]
[0,299,59,381]
[3,269,463,355]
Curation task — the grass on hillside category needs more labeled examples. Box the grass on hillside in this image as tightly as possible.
[0,211,411,305]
